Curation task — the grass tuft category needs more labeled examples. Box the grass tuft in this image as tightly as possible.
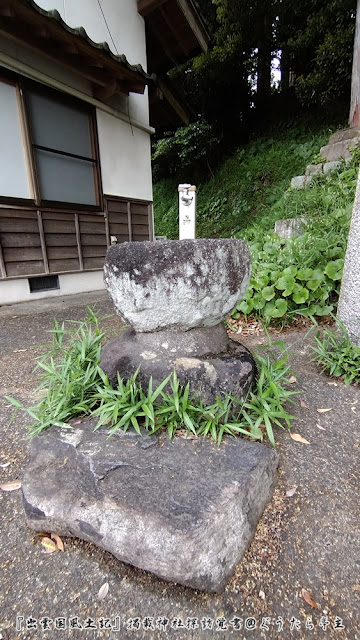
[7,313,297,446]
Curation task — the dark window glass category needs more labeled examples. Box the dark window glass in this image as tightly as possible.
[26,88,98,206]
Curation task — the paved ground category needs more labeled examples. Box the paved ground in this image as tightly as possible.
[0,292,359,640]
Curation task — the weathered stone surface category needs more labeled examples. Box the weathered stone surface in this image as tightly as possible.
[134,322,229,357]
[290,175,306,189]
[305,163,323,177]
[103,239,251,332]
[328,127,360,145]
[22,420,279,592]
[100,327,255,405]
[274,217,307,239]
[320,138,360,162]
[338,167,360,345]
[322,160,341,175]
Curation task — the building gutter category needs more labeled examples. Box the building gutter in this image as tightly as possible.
[0,52,156,135]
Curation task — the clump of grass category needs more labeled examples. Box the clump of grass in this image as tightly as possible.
[7,312,297,446]
[311,316,360,385]
[7,308,105,436]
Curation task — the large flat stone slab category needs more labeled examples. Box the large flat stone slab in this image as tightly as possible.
[103,239,251,332]
[22,419,279,592]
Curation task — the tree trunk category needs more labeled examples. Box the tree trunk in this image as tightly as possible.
[257,12,272,106]
[280,46,290,93]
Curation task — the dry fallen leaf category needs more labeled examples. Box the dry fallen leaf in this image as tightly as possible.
[51,532,64,552]
[98,582,109,601]
[286,486,298,497]
[0,480,21,492]
[290,433,310,445]
[40,536,58,554]
[316,423,326,431]
[302,588,320,609]
[327,381,337,386]
[288,376,297,384]
[317,408,332,413]
[300,400,309,409]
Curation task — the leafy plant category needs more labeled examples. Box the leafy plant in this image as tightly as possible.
[311,316,360,385]
[233,340,298,446]
[92,369,171,436]
[6,308,105,436]
[232,152,359,324]
[7,314,297,446]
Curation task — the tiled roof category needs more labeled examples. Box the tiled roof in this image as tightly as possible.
[13,0,155,82]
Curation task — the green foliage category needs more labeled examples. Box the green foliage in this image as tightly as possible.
[236,341,298,447]
[154,124,333,238]
[7,314,297,447]
[288,1,355,107]
[92,369,171,435]
[92,348,297,447]
[6,309,105,436]
[232,150,359,323]
[311,317,360,385]
[152,120,222,182]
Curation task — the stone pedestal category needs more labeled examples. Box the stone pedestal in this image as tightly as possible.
[22,420,279,592]
[102,238,255,404]
[338,167,360,344]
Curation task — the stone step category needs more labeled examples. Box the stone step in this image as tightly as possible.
[291,160,343,190]
[305,163,323,177]
[320,137,360,162]
[328,127,360,145]
[274,217,307,238]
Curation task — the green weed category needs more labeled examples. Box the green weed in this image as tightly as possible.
[6,308,105,436]
[232,154,358,323]
[311,316,360,385]
[7,313,296,446]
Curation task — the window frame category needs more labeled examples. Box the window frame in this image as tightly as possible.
[0,71,103,212]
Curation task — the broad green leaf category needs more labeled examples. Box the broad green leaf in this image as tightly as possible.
[307,278,322,291]
[292,287,309,304]
[237,299,254,314]
[270,299,288,318]
[324,259,344,281]
[297,268,314,281]
[275,275,295,296]
[261,286,275,301]
[252,293,266,310]
[282,266,297,276]
[314,304,334,316]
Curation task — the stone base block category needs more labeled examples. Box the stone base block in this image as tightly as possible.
[320,138,360,162]
[22,420,279,592]
[274,217,307,239]
[100,326,255,405]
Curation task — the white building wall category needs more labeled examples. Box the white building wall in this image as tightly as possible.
[97,110,153,201]
[0,271,105,305]
[0,0,153,304]
[34,0,149,125]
